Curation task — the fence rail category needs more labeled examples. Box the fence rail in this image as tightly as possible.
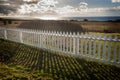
[0,27,120,66]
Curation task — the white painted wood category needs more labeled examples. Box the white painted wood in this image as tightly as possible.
[103,36,107,61]
[73,32,76,54]
[80,33,84,56]
[93,35,97,58]
[62,32,65,52]
[76,32,80,55]
[60,32,63,52]
[66,32,69,53]
[57,32,59,51]
[40,30,42,47]
[46,31,49,49]
[4,29,7,39]
[88,35,92,57]
[85,34,88,56]
[108,36,112,62]
[98,35,102,59]
[19,31,23,43]
[69,32,72,53]
[113,36,118,63]
[119,45,120,64]
[38,30,40,48]
[1,27,120,66]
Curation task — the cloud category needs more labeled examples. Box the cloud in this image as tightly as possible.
[23,0,37,2]
[0,3,10,6]
[112,0,120,3]
[0,0,120,17]
[57,5,76,14]
[23,0,33,2]
[17,0,59,15]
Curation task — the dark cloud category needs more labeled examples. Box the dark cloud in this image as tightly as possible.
[0,0,39,14]
[0,5,16,14]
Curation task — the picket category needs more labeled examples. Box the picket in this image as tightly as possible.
[0,27,120,66]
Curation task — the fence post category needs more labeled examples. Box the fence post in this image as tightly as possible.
[80,33,84,56]
[60,32,63,52]
[66,32,69,53]
[19,30,23,43]
[57,31,59,51]
[119,45,120,64]
[103,36,107,61]
[98,35,102,59]
[39,30,41,47]
[88,35,92,57]
[46,31,48,49]
[69,32,72,53]
[108,36,112,62]
[73,32,76,54]
[85,34,88,56]
[75,32,80,55]
[113,36,118,63]
[93,35,96,58]
[4,29,7,39]
[63,32,66,53]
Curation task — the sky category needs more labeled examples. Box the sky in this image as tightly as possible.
[0,0,120,17]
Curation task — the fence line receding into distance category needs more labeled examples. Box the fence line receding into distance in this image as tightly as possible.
[0,27,120,66]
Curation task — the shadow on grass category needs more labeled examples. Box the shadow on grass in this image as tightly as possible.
[0,39,20,63]
[0,39,120,80]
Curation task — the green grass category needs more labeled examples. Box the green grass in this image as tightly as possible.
[0,39,120,80]
[88,32,120,39]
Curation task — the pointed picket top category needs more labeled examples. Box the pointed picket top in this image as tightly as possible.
[80,32,84,38]
[59,31,62,36]
[45,30,47,34]
[88,34,92,39]
[56,31,60,35]
[76,32,80,37]
[65,32,68,37]
[34,29,36,33]
[84,33,88,38]
[103,35,107,41]
[62,31,66,36]
[32,29,34,33]
[92,34,96,39]
[97,35,102,40]
[54,31,56,36]
[56,31,59,36]
[70,32,72,35]
[43,30,45,35]
[39,30,41,34]
[114,36,118,42]
[69,32,72,37]
[66,32,69,35]
[36,29,39,33]
[48,30,50,34]
[53,31,55,36]
[46,30,48,33]
[36,29,38,33]
[108,36,112,41]
[72,32,76,37]
[41,30,43,34]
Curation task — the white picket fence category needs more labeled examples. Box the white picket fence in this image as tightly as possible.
[0,27,120,66]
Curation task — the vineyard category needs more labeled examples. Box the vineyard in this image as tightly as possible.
[0,39,120,80]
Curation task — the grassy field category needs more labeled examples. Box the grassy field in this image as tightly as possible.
[0,20,120,33]
[0,39,120,80]
[72,21,120,33]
